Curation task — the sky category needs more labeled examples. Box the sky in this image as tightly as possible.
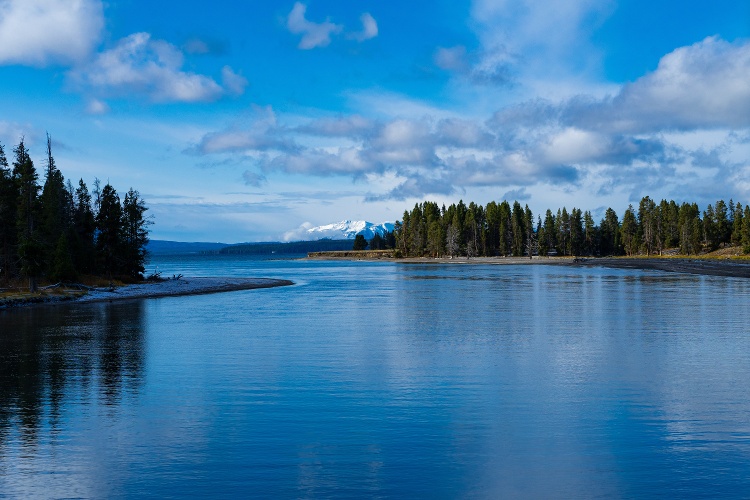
[0,0,749,243]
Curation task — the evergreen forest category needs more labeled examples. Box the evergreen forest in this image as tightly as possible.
[391,198,750,259]
[0,136,150,291]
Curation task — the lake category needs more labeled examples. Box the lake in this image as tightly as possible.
[2,255,750,498]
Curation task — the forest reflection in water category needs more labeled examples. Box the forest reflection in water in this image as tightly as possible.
[0,302,146,450]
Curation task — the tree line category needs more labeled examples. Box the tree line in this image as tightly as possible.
[0,136,150,291]
[391,197,750,259]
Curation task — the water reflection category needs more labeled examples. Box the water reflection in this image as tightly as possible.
[1,259,750,497]
[0,302,146,449]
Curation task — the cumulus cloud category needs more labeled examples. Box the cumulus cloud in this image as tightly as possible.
[261,147,375,177]
[190,107,297,155]
[192,108,591,199]
[502,187,531,201]
[69,33,245,103]
[189,36,749,202]
[0,0,104,66]
[286,2,342,49]
[568,37,750,133]
[287,3,378,49]
[296,115,375,137]
[368,175,457,202]
[221,66,248,96]
[349,12,378,42]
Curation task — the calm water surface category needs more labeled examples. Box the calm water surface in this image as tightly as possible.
[2,255,750,498]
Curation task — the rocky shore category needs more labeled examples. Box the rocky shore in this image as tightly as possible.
[576,257,750,278]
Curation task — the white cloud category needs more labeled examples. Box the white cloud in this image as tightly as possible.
[0,0,103,66]
[282,222,315,242]
[85,98,109,115]
[192,106,296,154]
[465,0,614,85]
[69,33,245,103]
[286,2,342,50]
[297,115,375,137]
[350,12,378,42]
[581,37,750,132]
[221,66,248,96]
[189,34,750,204]
[434,46,468,72]
[0,120,35,147]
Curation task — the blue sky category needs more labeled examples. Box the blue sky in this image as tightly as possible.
[0,0,748,242]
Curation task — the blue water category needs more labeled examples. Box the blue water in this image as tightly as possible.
[2,255,750,498]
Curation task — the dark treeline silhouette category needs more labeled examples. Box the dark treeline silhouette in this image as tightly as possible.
[394,198,750,258]
[0,136,150,291]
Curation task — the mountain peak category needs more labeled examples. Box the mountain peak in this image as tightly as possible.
[284,220,395,241]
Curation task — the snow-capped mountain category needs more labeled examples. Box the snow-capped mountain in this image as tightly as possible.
[284,220,395,241]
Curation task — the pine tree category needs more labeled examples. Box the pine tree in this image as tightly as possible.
[369,233,385,250]
[72,179,96,273]
[121,188,150,279]
[465,205,480,258]
[510,201,525,257]
[445,216,460,258]
[0,142,18,281]
[96,183,122,277]
[485,201,500,256]
[703,204,718,251]
[497,201,511,256]
[638,196,656,255]
[732,202,744,247]
[600,208,620,256]
[678,203,698,254]
[352,234,367,251]
[621,205,639,256]
[583,211,595,256]
[742,206,750,254]
[427,220,444,257]
[714,200,730,248]
[524,205,534,258]
[50,232,77,282]
[569,208,583,256]
[13,139,43,291]
[40,133,70,274]
[557,207,570,256]
[542,209,556,256]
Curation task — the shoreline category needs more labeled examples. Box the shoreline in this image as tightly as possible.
[577,257,750,278]
[308,254,750,278]
[1,277,294,310]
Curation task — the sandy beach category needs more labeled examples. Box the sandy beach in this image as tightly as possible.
[1,277,294,309]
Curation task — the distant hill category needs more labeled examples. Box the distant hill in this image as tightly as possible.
[147,240,229,255]
[219,240,353,255]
